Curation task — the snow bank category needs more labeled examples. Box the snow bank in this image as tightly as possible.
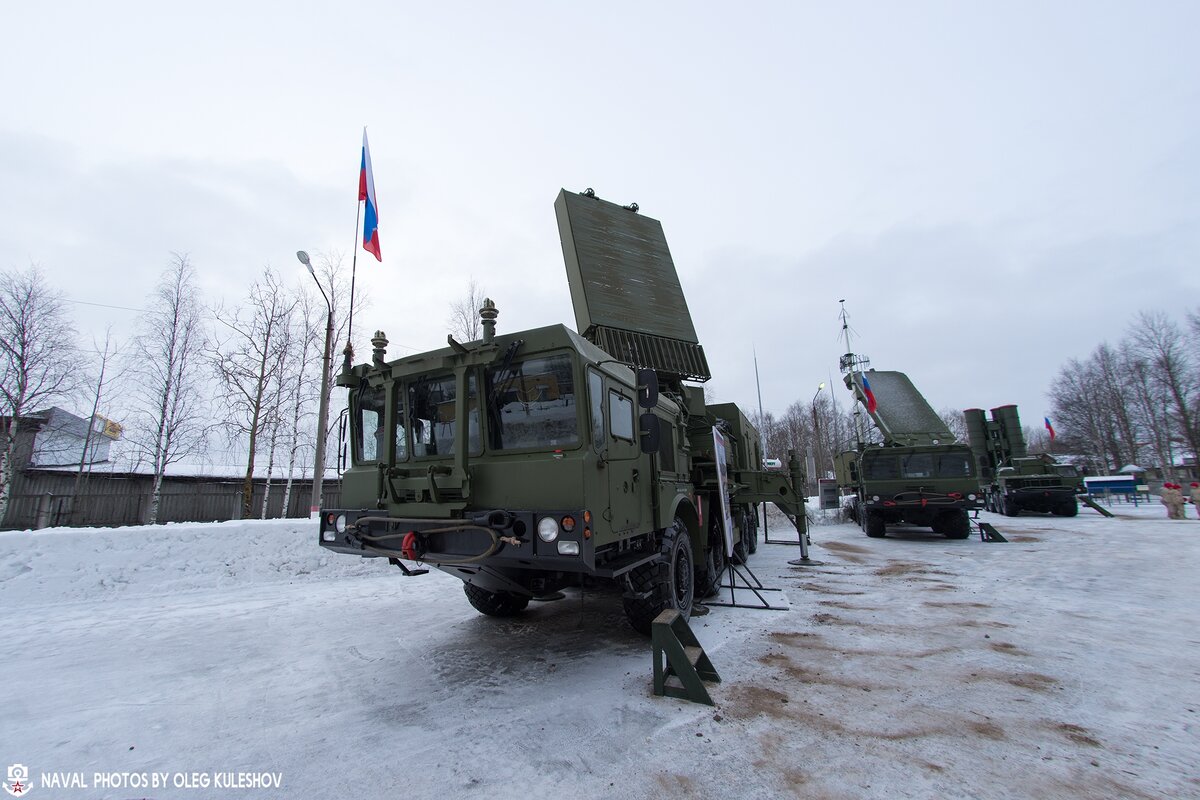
[0,518,388,607]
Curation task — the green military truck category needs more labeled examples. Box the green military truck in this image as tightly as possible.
[834,357,983,538]
[965,405,1082,517]
[317,188,808,634]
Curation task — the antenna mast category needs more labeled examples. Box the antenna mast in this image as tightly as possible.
[837,300,870,448]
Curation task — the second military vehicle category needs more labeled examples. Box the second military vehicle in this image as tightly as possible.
[833,313,983,538]
[965,405,1082,517]
[316,188,808,634]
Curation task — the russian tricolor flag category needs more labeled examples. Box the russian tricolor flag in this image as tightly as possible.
[1044,416,1056,441]
[861,372,878,414]
[359,128,381,262]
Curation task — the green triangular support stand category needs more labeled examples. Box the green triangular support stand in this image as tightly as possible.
[652,609,721,706]
[1080,495,1116,517]
[977,522,1008,542]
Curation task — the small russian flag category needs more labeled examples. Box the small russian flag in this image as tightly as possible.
[861,373,878,414]
[359,128,381,262]
[1044,416,1056,441]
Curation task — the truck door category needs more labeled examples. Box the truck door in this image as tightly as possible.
[590,370,642,533]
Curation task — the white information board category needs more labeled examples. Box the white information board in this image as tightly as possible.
[712,427,734,557]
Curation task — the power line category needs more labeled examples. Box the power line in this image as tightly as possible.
[64,297,149,314]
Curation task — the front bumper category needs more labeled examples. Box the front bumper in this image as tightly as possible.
[317,507,597,571]
[864,491,985,511]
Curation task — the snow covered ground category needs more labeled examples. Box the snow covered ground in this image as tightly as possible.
[1,503,1196,799]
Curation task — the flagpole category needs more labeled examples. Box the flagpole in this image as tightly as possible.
[344,192,361,372]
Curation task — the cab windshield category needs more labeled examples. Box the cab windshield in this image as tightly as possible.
[404,373,480,458]
[863,451,973,480]
[485,353,579,450]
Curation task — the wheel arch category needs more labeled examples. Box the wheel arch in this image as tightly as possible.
[670,495,702,562]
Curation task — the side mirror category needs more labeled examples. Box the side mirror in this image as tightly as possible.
[637,368,659,409]
[336,409,349,472]
[639,413,661,454]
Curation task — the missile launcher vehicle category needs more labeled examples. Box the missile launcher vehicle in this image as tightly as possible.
[964,405,1082,517]
[317,188,808,634]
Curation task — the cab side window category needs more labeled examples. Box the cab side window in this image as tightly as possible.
[356,383,387,463]
[588,370,605,451]
[608,390,634,441]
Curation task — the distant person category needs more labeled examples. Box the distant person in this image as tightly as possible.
[1191,483,1200,516]
[1160,483,1184,520]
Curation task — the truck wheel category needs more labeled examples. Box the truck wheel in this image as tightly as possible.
[1003,498,1020,517]
[1060,500,1078,517]
[942,511,971,539]
[746,510,758,555]
[463,583,530,617]
[697,531,727,598]
[865,512,886,538]
[733,536,750,565]
[732,509,751,564]
[622,519,694,636]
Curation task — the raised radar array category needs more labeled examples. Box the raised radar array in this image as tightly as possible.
[845,370,955,447]
[555,188,711,382]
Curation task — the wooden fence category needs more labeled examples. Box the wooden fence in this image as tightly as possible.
[3,469,343,530]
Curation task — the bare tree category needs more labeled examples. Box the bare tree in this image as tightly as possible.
[280,288,321,516]
[1024,425,1051,455]
[1050,356,1119,472]
[127,255,209,524]
[938,407,967,444]
[71,329,127,523]
[1124,346,1172,474]
[447,278,486,342]
[1128,311,1199,480]
[1092,343,1140,467]
[210,268,296,518]
[0,266,80,524]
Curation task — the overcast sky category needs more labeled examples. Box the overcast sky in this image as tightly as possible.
[3,1,1198,438]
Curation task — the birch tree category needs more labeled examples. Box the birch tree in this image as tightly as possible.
[71,330,126,523]
[0,267,80,524]
[211,268,295,518]
[279,288,321,517]
[127,255,209,524]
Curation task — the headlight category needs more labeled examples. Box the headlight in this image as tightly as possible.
[872,495,880,502]
[557,541,579,555]
[335,514,348,533]
[968,494,977,501]
[322,530,336,542]
[537,517,559,542]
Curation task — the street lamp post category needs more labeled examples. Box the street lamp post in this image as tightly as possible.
[789,382,829,569]
[298,250,334,520]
